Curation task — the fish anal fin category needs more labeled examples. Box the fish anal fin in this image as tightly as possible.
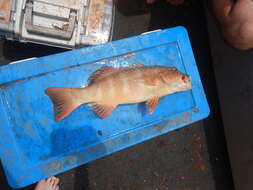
[146,96,159,115]
[90,103,117,118]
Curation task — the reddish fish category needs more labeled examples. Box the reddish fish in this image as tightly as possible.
[45,65,192,121]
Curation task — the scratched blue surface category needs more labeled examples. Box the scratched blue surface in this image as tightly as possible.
[0,27,209,188]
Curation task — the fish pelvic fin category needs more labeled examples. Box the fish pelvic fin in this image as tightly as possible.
[146,96,159,114]
[45,88,84,122]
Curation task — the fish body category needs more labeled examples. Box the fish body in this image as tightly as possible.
[45,65,192,121]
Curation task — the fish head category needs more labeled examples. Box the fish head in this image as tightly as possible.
[179,73,192,90]
[160,69,192,92]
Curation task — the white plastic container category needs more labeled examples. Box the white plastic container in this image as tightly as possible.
[0,0,114,48]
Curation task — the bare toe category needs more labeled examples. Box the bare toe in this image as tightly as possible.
[34,179,48,190]
[35,177,60,190]
[54,178,59,186]
[46,177,53,184]
[52,177,59,188]
[51,177,56,185]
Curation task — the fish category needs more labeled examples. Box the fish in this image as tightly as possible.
[45,65,192,122]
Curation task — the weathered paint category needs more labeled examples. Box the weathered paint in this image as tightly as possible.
[0,0,11,24]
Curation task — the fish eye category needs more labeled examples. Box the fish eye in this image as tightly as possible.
[181,75,188,83]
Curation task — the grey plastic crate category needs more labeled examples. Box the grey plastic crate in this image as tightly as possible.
[0,0,114,48]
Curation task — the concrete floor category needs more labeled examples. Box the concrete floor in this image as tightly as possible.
[205,1,253,189]
[0,0,234,189]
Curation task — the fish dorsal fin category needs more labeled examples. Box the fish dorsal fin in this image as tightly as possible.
[88,64,144,85]
[88,66,120,85]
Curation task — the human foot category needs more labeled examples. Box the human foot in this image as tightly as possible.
[35,177,59,190]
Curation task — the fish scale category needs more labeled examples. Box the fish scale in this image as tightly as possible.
[45,65,192,121]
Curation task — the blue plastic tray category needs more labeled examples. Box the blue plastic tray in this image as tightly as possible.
[0,27,209,188]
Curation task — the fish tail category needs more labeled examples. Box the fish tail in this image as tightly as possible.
[45,88,85,122]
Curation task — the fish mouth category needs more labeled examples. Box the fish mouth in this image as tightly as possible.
[187,83,193,90]
[185,75,192,89]
[189,82,193,89]
[183,82,192,91]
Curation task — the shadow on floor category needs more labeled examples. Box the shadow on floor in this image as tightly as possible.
[1,41,66,65]
[148,0,234,189]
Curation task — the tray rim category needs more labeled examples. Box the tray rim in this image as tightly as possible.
[0,26,210,188]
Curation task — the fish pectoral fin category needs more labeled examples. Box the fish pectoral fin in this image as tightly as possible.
[143,69,159,86]
[144,77,158,86]
[90,103,117,118]
[146,96,159,115]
